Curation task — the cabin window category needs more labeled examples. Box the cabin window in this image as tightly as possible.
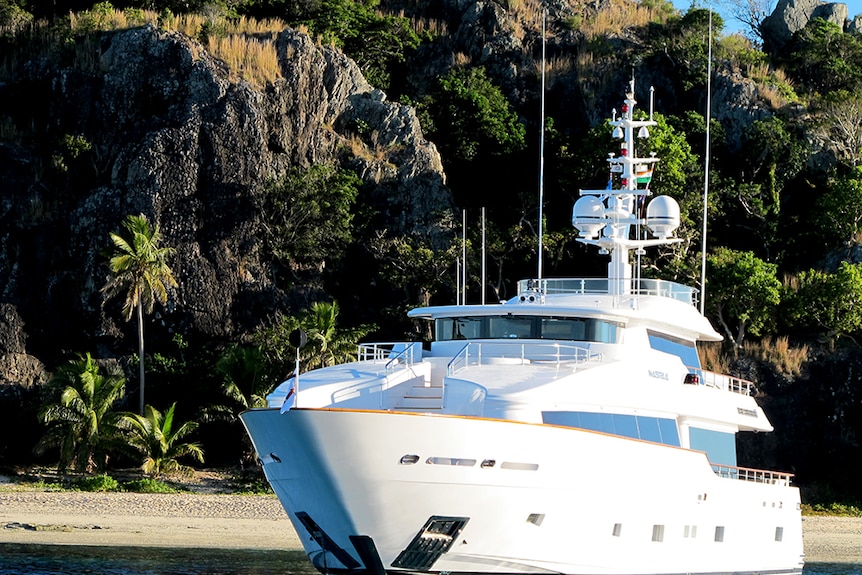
[542,412,681,447]
[435,316,620,343]
[539,317,586,340]
[440,317,484,340]
[489,316,533,339]
[647,330,700,368]
[689,427,737,467]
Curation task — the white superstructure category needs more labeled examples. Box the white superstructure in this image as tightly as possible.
[241,82,804,575]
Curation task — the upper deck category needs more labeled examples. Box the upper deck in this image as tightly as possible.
[517,278,699,307]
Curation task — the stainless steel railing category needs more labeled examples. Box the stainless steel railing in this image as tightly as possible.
[711,463,793,487]
[447,341,601,376]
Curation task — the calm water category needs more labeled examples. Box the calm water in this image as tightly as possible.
[0,545,859,575]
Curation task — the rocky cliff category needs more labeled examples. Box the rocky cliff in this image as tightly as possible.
[0,24,452,391]
[762,0,850,51]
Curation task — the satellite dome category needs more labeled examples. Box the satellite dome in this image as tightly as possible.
[645,195,680,239]
[572,195,605,239]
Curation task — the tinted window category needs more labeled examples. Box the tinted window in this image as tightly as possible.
[648,330,700,368]
[690,427,737,466]
[436,316,620,343]
[542,411,680,447]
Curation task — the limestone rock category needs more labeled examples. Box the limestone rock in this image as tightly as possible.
[762,0,849,52]
[0,24,451,374]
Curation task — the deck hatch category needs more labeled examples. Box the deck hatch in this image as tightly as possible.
[391,516,469,571]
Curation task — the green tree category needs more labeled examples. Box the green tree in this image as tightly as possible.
[0,0,32,34]
[782,18,862,95]
[101,214,177,415]
[814,166,862,248]
[298,0,419,90]
[255,301,374,378]
[261,165,359,281]
[648,9,725,92]
[706,248,781,348]
[369,232,457,308]
[35,353,127,473]
[424,66,526,163]
[724,116,807,256]
[121,403,204,478]
[786,261,862,344]
[300,301,374,369]
[205,344,272,465]
[214,345,271,412]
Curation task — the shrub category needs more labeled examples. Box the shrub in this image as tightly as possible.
[122,477,179,493]
[73,474,120,492]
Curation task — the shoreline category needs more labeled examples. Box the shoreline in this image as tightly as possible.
[0,490,302,551]
[2,491,862,564]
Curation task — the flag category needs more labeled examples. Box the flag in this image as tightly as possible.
[636,165,653,185]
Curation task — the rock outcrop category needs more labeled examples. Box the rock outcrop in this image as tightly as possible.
[0,24,452,384]
[761,0,849,52]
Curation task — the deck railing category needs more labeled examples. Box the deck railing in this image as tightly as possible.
[685,368,755,396]
[358,342,419,375]
[518,277,699,307]
[447,341,601,376]
[711,464,793,487]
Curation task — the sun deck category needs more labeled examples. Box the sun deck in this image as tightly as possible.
[518,277,699,307]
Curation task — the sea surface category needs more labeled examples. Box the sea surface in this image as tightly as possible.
[0,545,860,575]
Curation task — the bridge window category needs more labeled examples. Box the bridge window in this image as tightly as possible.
[436,316,620,343]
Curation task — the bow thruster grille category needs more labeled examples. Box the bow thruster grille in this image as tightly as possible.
[391,516,469,571]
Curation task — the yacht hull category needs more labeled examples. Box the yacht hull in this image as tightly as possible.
[241,407,804,575]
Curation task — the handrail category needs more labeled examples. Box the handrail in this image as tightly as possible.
[357,342,418,376]
[711,463,793,487]
[384,344,416,375]
[447,341,601,376]
[684,367,754,396]
[518,277,699,307]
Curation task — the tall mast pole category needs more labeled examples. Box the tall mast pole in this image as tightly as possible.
[700,7,713,315]
[481,207,486,305]
[462,209,467,305]
[537,9,546,284]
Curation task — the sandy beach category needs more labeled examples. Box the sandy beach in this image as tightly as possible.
[2,486,861,564]
[0,490,301,550]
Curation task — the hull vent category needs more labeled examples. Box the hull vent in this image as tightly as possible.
[392,516,469,571]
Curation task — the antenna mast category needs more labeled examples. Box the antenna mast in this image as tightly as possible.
[537,9,547,283]
[699,7,713,315]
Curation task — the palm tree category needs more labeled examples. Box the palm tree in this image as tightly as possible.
[301,301,374,369]
[204,344,273,465]
[101,214,177,414]
[215,344,271,411]
[35,353,127,473]
[121,403,204,478]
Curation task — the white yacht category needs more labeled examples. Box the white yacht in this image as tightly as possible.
[240,83,804,575]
